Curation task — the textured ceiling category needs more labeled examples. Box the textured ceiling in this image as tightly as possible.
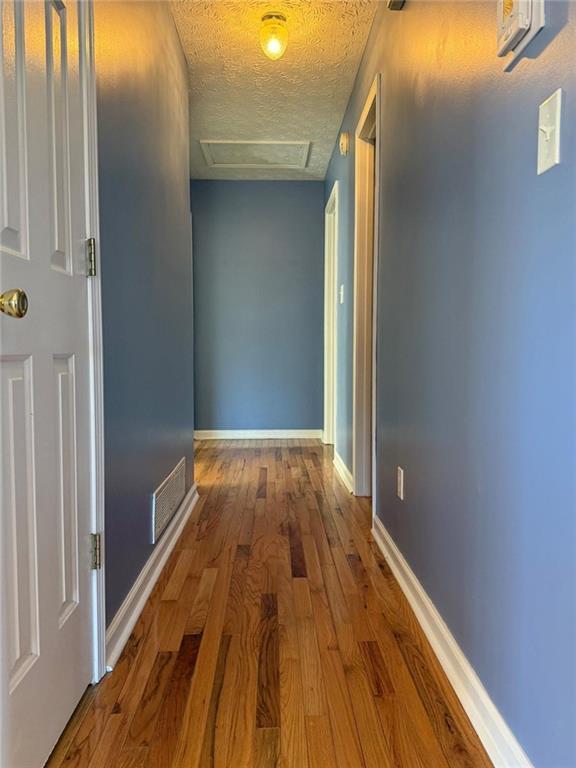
[170,1,378,180]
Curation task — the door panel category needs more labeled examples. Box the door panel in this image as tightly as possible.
[1,2,94,766]
[54,353,79,628]
[0,0,29,260]
[47,0,72,274]
[2,356,39,692]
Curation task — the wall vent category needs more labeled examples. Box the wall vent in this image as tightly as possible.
[151,458,186,544]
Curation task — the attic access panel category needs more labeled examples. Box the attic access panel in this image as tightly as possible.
[200,140,310,169]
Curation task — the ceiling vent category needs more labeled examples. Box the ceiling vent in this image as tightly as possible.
[200,140,310,170]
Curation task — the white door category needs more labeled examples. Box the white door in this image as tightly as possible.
[1,1,95,766]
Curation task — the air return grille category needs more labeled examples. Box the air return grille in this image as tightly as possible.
[151,458,186,544]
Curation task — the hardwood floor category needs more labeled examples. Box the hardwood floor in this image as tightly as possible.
[46,440,492,768]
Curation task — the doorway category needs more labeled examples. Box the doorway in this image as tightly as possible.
[323,181,339,447]
[353,76,380,498]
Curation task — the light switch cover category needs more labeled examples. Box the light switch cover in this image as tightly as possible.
[538,89,562,175]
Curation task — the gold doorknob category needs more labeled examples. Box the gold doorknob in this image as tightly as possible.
[0,288,28,318]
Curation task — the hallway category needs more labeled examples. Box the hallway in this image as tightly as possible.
[48,440,491,768]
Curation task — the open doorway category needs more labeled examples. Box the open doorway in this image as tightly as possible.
[323,182,339,447]
[353,76,380,498]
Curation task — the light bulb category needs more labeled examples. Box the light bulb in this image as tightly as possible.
[260,13,288,61]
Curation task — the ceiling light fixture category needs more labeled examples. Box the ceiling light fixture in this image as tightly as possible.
[260,13,288,61]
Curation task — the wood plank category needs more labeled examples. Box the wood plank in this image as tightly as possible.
[213,553,261,766]
[162,548,196,601]
[279,652,309,768]
[341,649,392,768]
[124,652,176,749]
[186,568,218,634]
[319,648,365,768]
[288,520,307,578]
[256,594,280,728]
[305,715,337,768]
[156,600,190,653]
[256,467,268,499]
[254,727,280,768]
[223,545,250,635]
[144,633,203,768]
[294,586,327,717]
[310,586,338,652]
[112,748,148,768]
[86,714,124,768]
[301,533,323,592]
[106,747,148,768]
[199,633,232,767]
[358,640,394,698]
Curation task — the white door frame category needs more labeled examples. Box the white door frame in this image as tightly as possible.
[82,1,106,683]
[323,181,339,446]
[352,75,380,499]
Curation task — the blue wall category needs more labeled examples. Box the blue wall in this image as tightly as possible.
[326,3,576,766]
[95,1,194,624]
[191,181,324,431]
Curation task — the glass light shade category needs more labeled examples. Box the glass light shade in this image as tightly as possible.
[260,14,288,61]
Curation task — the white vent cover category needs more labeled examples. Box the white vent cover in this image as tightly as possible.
[200,140,310,169]
[151,458,186,544]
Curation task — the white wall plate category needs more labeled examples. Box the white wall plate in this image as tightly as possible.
[537,89,562,175]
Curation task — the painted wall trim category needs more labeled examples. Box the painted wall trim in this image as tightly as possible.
[371,517,533,768]
[195,429,323,440]
[352,75,380,497]
[323,181,339,447]
[82,0,107,685]
[105,483,199,670]
[333,450,354,494]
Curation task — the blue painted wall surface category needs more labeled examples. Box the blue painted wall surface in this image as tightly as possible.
[326,3,576,766]
[191,181,324,431]
[95,1,194,624]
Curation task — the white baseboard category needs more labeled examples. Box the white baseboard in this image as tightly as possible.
[371,517,532,768]
[194,429,322,440]
[333,450,354,494]
[105,483,199,670]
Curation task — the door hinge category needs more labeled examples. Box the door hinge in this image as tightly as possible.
[86,237,97,277]
[91,532,102,570]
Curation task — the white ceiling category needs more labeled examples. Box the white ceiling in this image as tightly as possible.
[170,1,378,180]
